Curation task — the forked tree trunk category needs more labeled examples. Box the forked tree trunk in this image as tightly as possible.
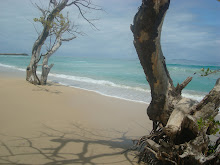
[131,0,220,164]
[40,36,62,85]
[26,0,68,85]
[41,58,54,85]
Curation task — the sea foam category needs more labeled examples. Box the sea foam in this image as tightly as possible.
[0,62,211,104]
[50,73,150,93]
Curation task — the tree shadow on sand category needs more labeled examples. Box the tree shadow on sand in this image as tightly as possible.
[32,85,62,94]
[0,122,148,165]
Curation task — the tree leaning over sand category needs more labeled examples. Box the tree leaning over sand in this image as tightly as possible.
[26,0,101,85]
[131,0,220,164]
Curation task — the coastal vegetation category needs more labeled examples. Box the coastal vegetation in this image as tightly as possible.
[200,68,220,77]
[131,0,220,164]
[26,0,101,85]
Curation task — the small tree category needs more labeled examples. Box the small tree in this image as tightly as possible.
[26,0,100,85]
[131,0,220,164]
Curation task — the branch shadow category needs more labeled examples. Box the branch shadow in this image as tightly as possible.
[0,123,140,165]
[32,85,62,94]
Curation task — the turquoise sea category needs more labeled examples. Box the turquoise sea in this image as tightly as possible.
[0,55,219,103]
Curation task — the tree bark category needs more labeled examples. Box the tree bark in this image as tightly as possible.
[132,0,172,125]
[26,0,68,85]
[40,37,62,85]
[26,44,42,84]
[131,0,220,164]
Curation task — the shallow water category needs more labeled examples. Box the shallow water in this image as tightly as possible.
[0,55,219,103]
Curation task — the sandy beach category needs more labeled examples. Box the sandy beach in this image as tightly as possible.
[0,71,151,165]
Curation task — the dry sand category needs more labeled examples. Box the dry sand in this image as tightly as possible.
[0,72,151,165]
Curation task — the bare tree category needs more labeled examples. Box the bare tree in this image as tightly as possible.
[131,0,220,164]
[26,0,101,85]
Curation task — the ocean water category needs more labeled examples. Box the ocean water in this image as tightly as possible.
[0,55,219,104]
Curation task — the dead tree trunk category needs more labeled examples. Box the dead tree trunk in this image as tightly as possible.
[131,0,220,164]
[26,0,68,85]
[131,0,173,125]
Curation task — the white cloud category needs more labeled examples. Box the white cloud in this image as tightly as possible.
[0,0,219,63]
[161,4,220,62]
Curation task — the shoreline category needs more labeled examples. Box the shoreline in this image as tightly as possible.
[61,83,149,105]
[0,63,150,104]
[0,63,209,104]
[0,71,151,165]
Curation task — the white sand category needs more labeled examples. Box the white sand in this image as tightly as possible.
[0,73,151,165]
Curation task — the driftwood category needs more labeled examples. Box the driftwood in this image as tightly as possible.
[131,0,220,164]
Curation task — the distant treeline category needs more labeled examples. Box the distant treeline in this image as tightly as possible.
[0,53,28,56]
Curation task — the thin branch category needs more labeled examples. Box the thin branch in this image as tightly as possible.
[76,2,102,10]
[65,0,102,30]
[74,3,98,30]
[26,18,40,35]
[35,3,46,18]
[50,0,58,7]
[61,36,76,41]
[66,1,75,6]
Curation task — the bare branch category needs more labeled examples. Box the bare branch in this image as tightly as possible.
[74,3,98,30]
[66,1,75,6]
[35,3,46,18]
[65,0,102,30]
[26,18,40,35]
[76,2,102,10]
[61,36,76,41]
[50,0,58,7]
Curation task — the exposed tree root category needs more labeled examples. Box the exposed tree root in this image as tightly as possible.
[132,125,220,165]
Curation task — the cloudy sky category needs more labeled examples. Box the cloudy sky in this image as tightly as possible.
[0,0,220,63]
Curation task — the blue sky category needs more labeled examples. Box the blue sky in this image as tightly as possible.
[0,0,219,64]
